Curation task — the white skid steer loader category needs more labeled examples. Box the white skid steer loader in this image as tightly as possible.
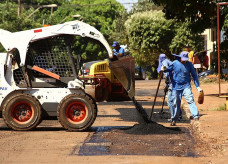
[0,21,135,131]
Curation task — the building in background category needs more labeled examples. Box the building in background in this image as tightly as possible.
[201,28,217,70]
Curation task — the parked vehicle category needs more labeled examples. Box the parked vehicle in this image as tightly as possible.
[135,65,146,80]
[198,70,214,79]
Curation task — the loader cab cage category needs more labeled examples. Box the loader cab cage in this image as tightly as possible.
[13,34,109,88]
[13,35,78,88]
[27,35,75,78]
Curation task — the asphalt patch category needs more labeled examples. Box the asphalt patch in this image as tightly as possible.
[76,123,203,157]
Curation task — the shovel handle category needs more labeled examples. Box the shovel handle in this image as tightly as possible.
[160,91,167,114]
[149,71,163,120]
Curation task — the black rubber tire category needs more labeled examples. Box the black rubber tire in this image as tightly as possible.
[2,93,42,131]
[85,93,98,111]
[57,93,97,132]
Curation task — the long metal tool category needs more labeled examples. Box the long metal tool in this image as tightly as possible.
[149,72,163,120]
[159,91,167,114]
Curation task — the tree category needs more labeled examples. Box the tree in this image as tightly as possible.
[0,2,41,52]
[67,0,125,38]
[125,9,205,67]
[0,0,125,62]
[149,0,218,33]
[169,21,204,54]
[51,0,126,62]
[125,10,175,67]
[130,0,162,13]
[14,0,64,5]
[146,0,228,37]
[222,5,228,37]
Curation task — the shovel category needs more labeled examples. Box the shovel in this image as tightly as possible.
[149,71,163,120]
[159,90,167,114]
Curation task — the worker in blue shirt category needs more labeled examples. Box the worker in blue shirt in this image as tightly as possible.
[157,54,174,120]
[112,41,125,57]
[161,51,203,126]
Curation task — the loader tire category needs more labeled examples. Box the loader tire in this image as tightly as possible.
[57,93,97,132]
[2,93,42,131]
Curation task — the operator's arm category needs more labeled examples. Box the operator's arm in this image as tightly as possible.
[116,47,125,57]
[189,62,199,88]
[162,60,171,92]
[162,60,170,78]
[163,61,174,73]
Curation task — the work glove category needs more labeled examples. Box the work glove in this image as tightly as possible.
[160,66,166,72]
[196,87,203,93]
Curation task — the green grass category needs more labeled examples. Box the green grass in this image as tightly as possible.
[208,104,226,111]
[199,78,218,84]
[199,77,228,84]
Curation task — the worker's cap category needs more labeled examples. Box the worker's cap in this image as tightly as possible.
[159,53,166,61]
[157,54,166,73]
[179,51,189,61]
[112,41,120,47]
[159,53,166,58]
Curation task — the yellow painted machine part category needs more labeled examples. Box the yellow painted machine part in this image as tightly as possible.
[87,57,135,98]
[89,60,119,83]
[219,96,228,111]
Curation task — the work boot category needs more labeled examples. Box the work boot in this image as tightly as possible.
[189,116,194,120]
[194,117,200,121]
[170,120,176,126]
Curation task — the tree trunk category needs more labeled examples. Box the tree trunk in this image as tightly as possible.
[18,0,21,17]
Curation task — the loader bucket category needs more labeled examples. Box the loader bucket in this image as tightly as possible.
[109,56,135,99]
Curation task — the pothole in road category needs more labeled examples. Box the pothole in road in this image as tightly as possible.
[75,123,208,157]
[76,126,128,156]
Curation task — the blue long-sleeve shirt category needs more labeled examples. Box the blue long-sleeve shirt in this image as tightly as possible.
[113,47,125,56]
[165,60,199,90]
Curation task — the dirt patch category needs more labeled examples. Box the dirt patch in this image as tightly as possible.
[104,122,210,157]
[124,122,176,135]
[190,119,227,158]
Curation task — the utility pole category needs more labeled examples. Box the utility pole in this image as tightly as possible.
[18,0,21,17]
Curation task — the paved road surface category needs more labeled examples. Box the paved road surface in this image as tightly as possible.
[0,80,222,163]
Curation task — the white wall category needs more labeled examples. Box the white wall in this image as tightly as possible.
[201,28,216,70]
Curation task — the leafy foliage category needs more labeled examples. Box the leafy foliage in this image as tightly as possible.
[8,0,64,5]
[0,0,125,62]
[125,10,174,66]
[151,0,217,33]
[130,0,162,13]
[147,0,228,37]
[46,0,125,62]
[125,2,206,67]
[211,40,228,75]
[169,21,204,54]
